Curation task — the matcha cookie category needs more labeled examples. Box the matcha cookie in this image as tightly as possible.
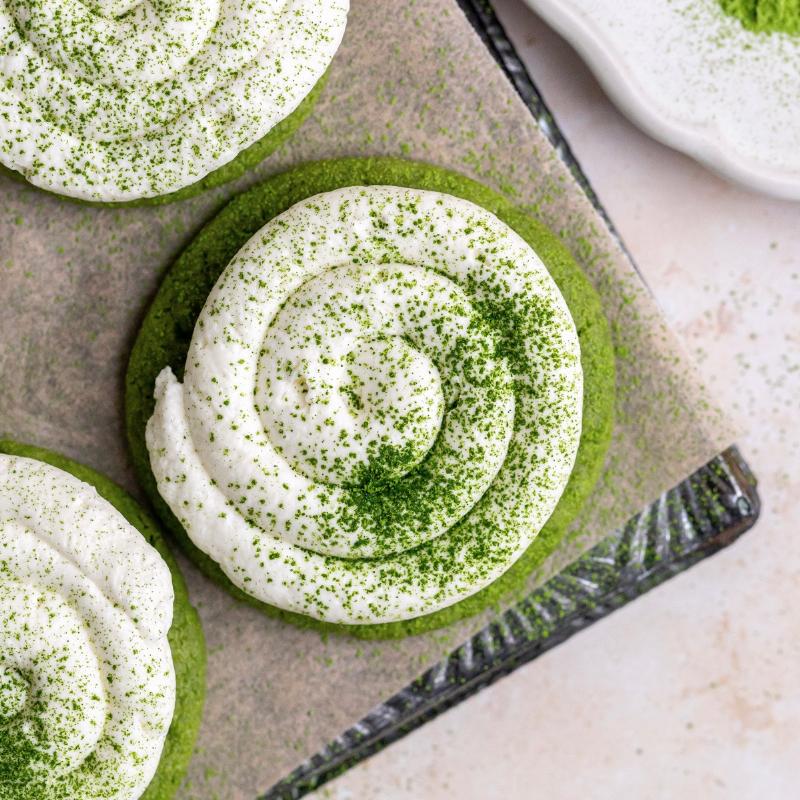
[0,440,205,799]
[0,1,348,204]
[126,157,615,638]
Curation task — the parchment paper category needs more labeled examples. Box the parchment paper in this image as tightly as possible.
[0,1,734,797]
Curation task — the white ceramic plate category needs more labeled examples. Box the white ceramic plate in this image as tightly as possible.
[522,0,800,200]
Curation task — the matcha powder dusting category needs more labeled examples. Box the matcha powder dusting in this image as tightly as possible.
[145,183,585,626]
[719,0,800,34]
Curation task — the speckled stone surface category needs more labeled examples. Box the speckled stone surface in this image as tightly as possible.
[310,2,800,798]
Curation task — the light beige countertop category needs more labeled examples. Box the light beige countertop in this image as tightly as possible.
[310,1,800,798]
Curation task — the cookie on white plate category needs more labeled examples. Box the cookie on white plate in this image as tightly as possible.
[525,0,800,199]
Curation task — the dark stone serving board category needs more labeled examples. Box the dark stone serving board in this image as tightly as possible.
[261,3,761,797]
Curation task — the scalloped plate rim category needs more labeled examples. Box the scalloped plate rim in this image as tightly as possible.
[521,0,800,201]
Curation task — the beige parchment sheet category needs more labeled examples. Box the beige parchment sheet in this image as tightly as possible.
[0,1,735,797]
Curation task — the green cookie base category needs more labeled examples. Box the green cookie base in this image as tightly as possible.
[0,440,206,800]
[0,74,325,207]
[125,157,616,639]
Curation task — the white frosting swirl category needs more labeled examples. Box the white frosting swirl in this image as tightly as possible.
[147,186,583,625]
[0,0,348,201]
[0,455,175,799]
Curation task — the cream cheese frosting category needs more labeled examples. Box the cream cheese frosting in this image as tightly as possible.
[146,185,583,625]
[0,0,348,201]
[0,455,175,799]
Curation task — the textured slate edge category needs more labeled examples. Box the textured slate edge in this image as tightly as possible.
[263,447,759,800]
[456,0,652,287]
[259,1,761,797]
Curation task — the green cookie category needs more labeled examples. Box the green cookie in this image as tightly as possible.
[126,157,616,639]
[0,440,206,799]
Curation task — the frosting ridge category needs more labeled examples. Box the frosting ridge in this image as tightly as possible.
[0,0,349,200]
[0,455,175,799]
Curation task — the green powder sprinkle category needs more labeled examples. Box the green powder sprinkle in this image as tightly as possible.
[719,0,800,34]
